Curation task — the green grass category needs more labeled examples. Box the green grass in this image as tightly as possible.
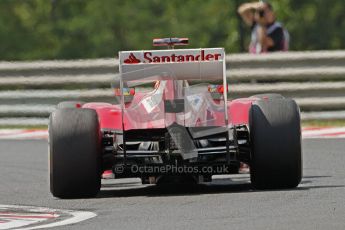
[0,125,48,130]
[302,119,345,127]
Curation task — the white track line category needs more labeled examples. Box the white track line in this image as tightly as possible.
[0,204,96,230]
[0,130,48,140]
[302,127,345,138]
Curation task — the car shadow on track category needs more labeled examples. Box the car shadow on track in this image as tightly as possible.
[97,175,344,198]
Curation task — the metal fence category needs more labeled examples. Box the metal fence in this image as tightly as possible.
[1,50,345,126]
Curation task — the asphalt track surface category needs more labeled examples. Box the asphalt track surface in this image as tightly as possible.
[0,139,344,230]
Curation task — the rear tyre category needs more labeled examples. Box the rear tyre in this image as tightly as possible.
[249,98,302,189]
[57,101,85,109]
[49,108,101,198]
[250,93,284,100]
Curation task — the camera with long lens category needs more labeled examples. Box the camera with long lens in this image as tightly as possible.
[258,9,265,17]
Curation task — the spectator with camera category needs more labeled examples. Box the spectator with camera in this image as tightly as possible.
[238,1,289,53]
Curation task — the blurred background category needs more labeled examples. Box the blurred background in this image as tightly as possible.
[0,0,345,128]
[1,0,344,60]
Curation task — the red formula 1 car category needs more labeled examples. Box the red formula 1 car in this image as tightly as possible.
[49,38,302,198]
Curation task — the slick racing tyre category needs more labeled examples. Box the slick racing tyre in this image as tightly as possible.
[249,98,302,189]
[49,108,101,198]
[56,101,85,109]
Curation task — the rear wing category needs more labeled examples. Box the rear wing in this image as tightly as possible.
[117,47,229,131]
[118,48,226,80]
[117,47,229,159]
